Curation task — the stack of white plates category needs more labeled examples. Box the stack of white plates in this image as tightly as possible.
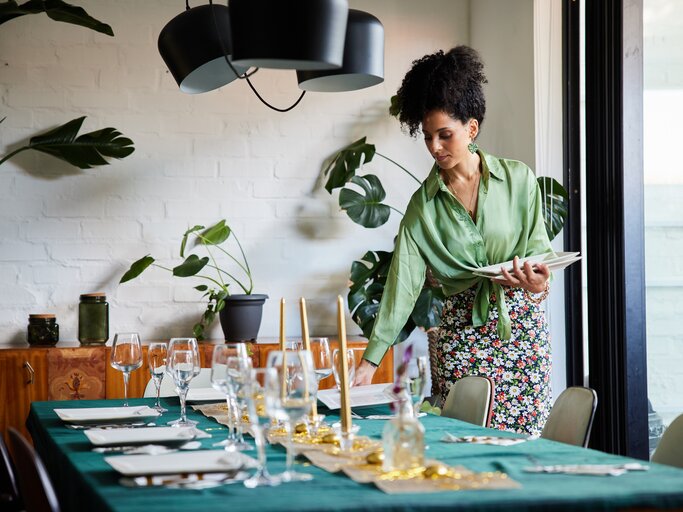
[472,251,581,279]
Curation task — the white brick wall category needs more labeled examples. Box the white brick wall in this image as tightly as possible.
[0,0,540,350]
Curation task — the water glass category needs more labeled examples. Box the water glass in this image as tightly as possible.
[311,337,333,384]
[110,332,142,407]
[332,348,356,391]
[148,342,168,413]
[166,338,199,427]
[408,356,429,417]
[266,350,316,482]
[243,367,281,488]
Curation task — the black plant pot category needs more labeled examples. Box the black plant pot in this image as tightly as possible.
[219,294,268,342]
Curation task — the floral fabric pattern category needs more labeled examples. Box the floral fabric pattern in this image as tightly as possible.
[435,286,551,436]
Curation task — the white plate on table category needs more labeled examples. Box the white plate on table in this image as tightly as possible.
[105,450,246,476]
[84,427,196,447]
[54,406,161,424]
[186,387,225,403]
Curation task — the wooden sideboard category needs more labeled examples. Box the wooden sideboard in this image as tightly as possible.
[0,339,393,441]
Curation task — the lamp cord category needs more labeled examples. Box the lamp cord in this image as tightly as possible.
[207,0,306,112]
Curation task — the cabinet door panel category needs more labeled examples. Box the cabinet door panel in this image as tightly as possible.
[4,350,49,440]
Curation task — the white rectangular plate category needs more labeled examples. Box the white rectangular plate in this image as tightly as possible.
[54,406,161,424]
[105,450,246,476]
[317,383,393,410]
[84,427,196,446]
[474,252,581,278]
[186,387,225,403]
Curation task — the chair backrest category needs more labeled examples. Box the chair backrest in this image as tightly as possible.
[541,386,597,447]
[441,375,495,427]
[8,428,60,512]
[652,413,683,468]
[0,434,21,512]
[143,367,213,397]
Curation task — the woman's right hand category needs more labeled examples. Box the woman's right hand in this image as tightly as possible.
[353,359,377,386]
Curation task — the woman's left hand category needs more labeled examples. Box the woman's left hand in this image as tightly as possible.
[494,256,549,293]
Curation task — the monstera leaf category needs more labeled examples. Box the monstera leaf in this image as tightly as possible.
[339,174,391,228]
[0,117,134,168]
[119,255,155,284]
[322,137,376,193]
[0,0,114,35]
[348,249,442,344]
[173,255,210,277]
[537,176,569,241]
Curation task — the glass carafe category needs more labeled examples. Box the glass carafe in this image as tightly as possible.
[382,384,425,472]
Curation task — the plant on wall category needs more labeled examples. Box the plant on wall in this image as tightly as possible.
[0,0,113,35]
[322,108,569,344]
[0,116,134,168]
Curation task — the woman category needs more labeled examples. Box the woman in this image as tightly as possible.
[353,46,553,436]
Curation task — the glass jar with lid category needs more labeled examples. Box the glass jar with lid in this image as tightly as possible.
[27,314,59,346]
[78,293,109,345]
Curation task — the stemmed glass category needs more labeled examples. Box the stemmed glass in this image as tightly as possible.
[211,346,251,451]
[243,367,281,488]
[148,342,168,413]
[311,337,333,385]
[408,356,429,417]
[332,348,356,391]
[110,333,143,407]
[166,337,199,427]
[266,350,316,482]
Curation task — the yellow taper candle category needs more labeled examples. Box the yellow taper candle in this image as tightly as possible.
[279,298,287,399]
[337,295,352,434]
[300,297,318,417]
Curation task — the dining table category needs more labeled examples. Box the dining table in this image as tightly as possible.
[26,396,683,512]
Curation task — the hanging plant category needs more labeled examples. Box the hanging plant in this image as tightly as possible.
[0,0,114,36]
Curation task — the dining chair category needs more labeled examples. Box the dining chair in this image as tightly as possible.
[7,428,60,512]
[441,375,495,427]
[651,413,683,469]
[0,434,21,512]
[143,367,213,397]
[540,386,598,448]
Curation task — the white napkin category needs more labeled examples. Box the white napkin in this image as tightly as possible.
[440,433,528,446]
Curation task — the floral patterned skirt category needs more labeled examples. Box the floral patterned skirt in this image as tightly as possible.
[434,286,551,436]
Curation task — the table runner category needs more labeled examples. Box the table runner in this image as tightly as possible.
[27,398,683,512]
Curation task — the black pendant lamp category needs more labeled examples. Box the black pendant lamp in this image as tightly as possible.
[297,9,384,92]
[229,0,349,70]
[158,4,248,94]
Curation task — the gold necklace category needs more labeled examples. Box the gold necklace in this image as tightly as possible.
[448,171,480,220]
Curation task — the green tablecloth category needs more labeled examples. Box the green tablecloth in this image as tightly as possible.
[27,398,683,512]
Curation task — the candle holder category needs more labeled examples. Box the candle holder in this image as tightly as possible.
[307,413,327,437]
[339,431,355,452]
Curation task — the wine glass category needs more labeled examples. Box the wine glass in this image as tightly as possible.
[211,346,251,451]
[225,355,253,451]
[166,338,199,427]
[311,337,333,385]
[243,367,281,488]
[266,350,316,482]
[332,348,356,391]
[110,333,143,407]
[148,342,168,413]
[408,356,429,417]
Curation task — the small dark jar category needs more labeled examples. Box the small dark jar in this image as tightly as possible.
[27,314,59,346]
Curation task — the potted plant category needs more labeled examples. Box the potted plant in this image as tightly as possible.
[119,219,267,342]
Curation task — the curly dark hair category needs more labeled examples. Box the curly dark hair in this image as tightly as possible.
[394,46,488,137]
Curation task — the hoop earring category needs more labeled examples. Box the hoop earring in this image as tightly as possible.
[467,141,479,154]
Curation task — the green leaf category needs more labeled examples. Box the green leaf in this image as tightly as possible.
[349,250,393,295]
[322,137,376,193]
[199,219,230,246]
[119,255,154,283]
[180,225,204,257]
[3,116,135,169]
[0,0,114,36]
[419,401,441,416]
[215,299,225,312]
[193,323,205,340]
[410,286,445,331]
[389,95,401,118]
[339,174,391,228]
[172,254,209,277]
[537,176,569,241]
[194,285,208,292]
